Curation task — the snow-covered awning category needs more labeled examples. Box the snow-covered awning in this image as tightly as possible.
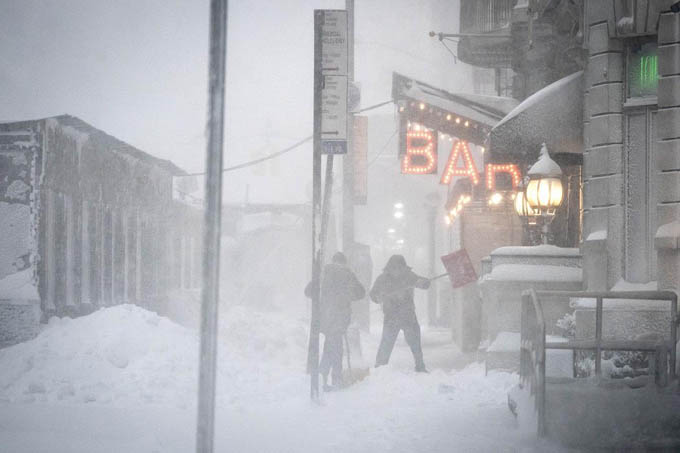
[392,72,518,145]
[489,71,583,163]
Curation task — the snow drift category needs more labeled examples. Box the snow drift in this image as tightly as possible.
[0,304,309,407]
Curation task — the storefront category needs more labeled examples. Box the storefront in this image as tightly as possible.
[391,72,525,346]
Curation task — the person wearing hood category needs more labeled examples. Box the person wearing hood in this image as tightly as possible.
[305,252,365,390]
[370,254,430,372]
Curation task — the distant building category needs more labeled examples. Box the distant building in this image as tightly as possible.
[0,115,201,347]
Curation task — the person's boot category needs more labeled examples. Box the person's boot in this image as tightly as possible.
[322,374,332,392]
[415,362,429,373]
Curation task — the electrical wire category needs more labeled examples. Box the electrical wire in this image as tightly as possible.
[182,99,394,178]
[184,135,312,177]
[352,99,394,114]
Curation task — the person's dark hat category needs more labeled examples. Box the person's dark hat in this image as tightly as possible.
[331,251,347,265]
[384,254,410,271]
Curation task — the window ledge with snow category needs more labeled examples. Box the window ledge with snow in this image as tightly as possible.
[655,221,680,250]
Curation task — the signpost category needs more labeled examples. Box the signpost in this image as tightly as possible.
[309,9,348,401]
[320,10,348,155]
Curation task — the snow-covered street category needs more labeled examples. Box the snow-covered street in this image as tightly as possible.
[0,304,566,452]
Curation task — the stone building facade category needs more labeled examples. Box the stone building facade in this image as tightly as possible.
[582,1,680,294]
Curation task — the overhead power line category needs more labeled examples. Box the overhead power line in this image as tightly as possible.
[184,135,312,177]
[183,99,394,177]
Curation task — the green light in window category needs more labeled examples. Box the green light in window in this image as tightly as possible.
[639,55,658,89]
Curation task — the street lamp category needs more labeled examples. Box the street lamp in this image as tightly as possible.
[514,178,539,245]
[524,143,563,244]
[514,181,537,222]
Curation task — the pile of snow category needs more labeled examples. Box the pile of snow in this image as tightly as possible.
[0,305,198,406]
[0,303,310,407]
[0,303,577,452]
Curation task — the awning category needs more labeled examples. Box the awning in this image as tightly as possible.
[489,71,583,163]
[392,72,518,146]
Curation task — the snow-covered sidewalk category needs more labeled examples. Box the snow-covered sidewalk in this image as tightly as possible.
[0,304,567,452]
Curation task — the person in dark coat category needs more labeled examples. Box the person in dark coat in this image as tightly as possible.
[305,252,365,390]
[370,254,430,372]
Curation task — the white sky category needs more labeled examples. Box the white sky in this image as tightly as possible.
[0,0,467,203]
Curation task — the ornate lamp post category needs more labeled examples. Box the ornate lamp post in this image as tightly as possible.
[514,179,537,222]
[514,177,539,244]
[523,143,564,244]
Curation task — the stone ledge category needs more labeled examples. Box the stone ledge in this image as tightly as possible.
[655,221,680,249]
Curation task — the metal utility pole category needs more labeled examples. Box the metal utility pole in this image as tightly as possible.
[309,8,348,400]
[342,0,355,252]
[308,10,324,402]
[196,0,227,452]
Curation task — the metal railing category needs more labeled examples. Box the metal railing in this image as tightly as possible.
[520,288,679,437]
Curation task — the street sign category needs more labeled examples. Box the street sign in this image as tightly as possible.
[322,75,347,154]
[317,10,348,155]
[320,10,348,76]
[440,249,478,288]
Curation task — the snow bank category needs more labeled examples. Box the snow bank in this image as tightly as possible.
[0,303,309,407]
[0,305,198,406]
[0,302,576,452]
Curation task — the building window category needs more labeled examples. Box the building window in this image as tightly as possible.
[627,41,658,99]
[472,67,513,97]
[622,38,659,283]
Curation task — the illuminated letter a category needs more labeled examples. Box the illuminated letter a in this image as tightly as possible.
[440,140,479,185]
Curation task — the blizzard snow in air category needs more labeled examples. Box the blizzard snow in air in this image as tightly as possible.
[0,304,565,452]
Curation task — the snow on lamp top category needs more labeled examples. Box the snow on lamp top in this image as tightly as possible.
[525,143,563,211]
[527,143,562,178]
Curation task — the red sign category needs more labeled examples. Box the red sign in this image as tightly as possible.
[440,140,479,185]
[401,128,437,174]
[440,249,477,288]
[486,163,521,191]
